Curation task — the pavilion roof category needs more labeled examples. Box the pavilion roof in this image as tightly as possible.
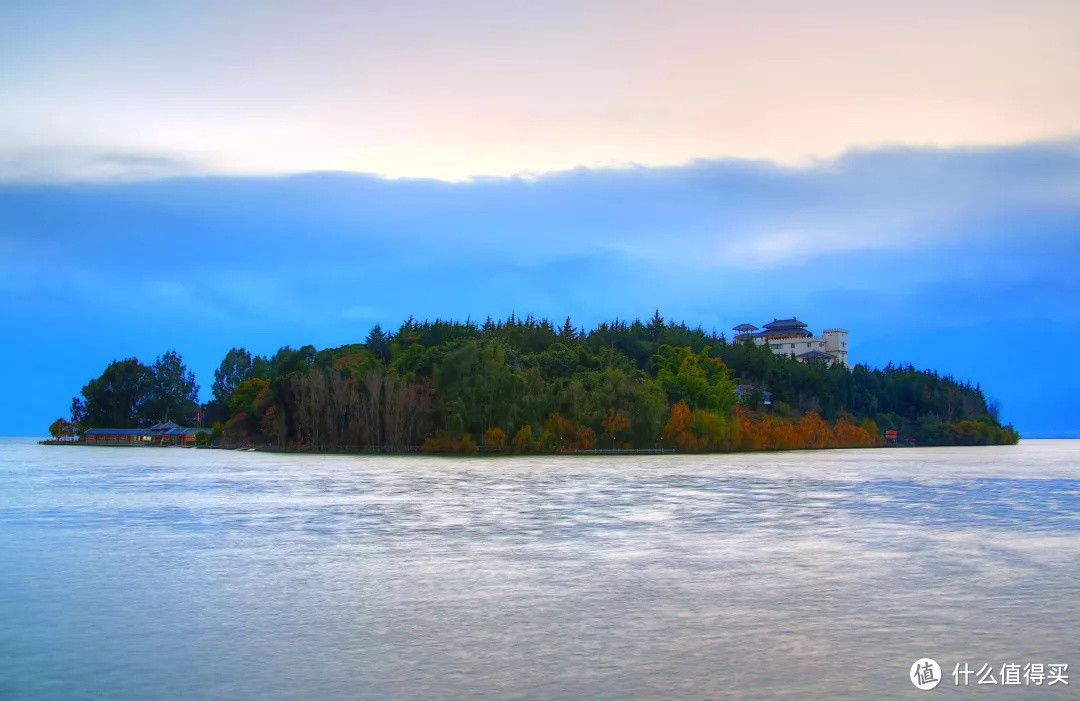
[762,317,807,329]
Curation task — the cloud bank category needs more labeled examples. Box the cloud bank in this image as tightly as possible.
[1,140,1078,436]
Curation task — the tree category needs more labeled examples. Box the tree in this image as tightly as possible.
[690,408,736,451]
[228,378,273,437]
[484,427,507,451]
[261,406,286,447]
[512,425,534,452]
[558,316,576,342]
[661,401,697,451]
[77,358,151,428]
[229,378,271,417]
[651,344,736,415]
[647,309,665,341]
[796,412,835,449]
[360,370,384,448]
[212,347,253,404]
[383,375,433,450]
[564,368,666,447]
[366,324,389,363]
[143,351,200,424]
[48,417,75,441]
[69,396,87,432]
[224,412,250,444]
[543,412,574,450]
[601,409,630,449]
[291,370,328,449]
[574,425,596,449]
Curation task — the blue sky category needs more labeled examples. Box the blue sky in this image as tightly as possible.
[1,1,1079,436]
[3,140,1079,436]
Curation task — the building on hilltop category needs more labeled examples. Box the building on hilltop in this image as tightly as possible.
[733,317,848,366]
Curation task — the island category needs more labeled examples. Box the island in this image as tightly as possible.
[46,313,1019,453]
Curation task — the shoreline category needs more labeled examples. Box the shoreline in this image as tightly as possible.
[35,440,1008,454]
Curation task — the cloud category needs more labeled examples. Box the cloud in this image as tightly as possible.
[4,139,1076,273]
[0,148,198,183]
[2,139,1078,436]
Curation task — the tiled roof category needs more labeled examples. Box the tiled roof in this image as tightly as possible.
[762,317,807,329]
[84,424,201,436]
[84,428,152,435]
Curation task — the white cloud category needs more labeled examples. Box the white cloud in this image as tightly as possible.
[0,148,198,183]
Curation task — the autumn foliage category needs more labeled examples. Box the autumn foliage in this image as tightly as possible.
[655,401,879,453]
[483,427,507,451]
[422,429,477,454]
[730,406,880,452]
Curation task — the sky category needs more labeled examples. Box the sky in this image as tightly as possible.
[1,0,1078,436]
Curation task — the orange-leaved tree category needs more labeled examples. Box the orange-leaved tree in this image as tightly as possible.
[543,412,574,450]
[601,409,630,449]
[484,427,507,451]
[661,401,703,451]
[574,425,597,450]
[512,425,534,452]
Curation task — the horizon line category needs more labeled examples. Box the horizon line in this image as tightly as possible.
[3,134,1079,187]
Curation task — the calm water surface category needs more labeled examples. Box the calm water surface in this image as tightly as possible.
[1,439,1078,699]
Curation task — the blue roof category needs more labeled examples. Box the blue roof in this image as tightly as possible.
[84,428,152,435]
[150,421,182,430]
[763,317,807,329]
[84,424,202,436]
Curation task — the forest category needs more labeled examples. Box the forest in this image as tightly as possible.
[54,313,1020,452]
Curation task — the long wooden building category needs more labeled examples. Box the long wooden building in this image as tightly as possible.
[82,421,204,446]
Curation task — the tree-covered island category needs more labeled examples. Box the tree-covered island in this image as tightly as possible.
[49,313,1020,452]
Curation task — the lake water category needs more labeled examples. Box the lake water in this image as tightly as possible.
[1,438,1078,699]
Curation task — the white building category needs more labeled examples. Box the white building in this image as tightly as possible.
[733,318,848,366]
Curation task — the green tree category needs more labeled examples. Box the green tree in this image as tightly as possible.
[651,344,736,414]
[366,324,389,363]
[212,347,253,404]
[77,358,151,428]
[143,351,200,424]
